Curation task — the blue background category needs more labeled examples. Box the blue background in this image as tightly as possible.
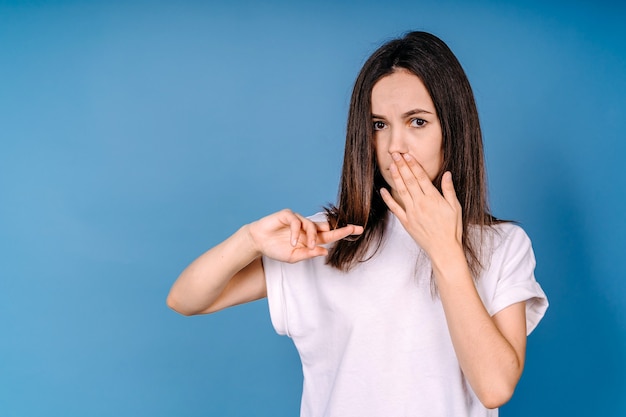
[1,0,625,416]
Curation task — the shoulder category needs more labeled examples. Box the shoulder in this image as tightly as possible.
[476,222,537,281]
[476,222,548,332]
[492,222,531,246]
[473,222,532,256]
[467,222,536,285]
[492,222,534,260]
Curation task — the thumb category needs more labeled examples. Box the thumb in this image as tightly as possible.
[441,171,459,206]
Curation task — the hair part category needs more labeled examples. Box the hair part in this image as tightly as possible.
[325,31,501,276]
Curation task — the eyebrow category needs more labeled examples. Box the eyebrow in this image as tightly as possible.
[371,108,434,119]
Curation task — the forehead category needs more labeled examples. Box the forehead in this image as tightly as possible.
[371,69,435,113]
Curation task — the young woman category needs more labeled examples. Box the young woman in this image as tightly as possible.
[167,31,548,416]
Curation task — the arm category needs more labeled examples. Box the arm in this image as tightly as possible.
[167,209,364,316]
[166,224,266,316]
[380,153,526,409]
[431,248,526,408]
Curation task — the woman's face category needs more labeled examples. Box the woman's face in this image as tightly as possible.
[371,69,443,200]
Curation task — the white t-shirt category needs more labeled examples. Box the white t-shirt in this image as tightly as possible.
[263,212,548,417]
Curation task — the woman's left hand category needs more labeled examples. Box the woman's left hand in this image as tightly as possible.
[380,152,463,259]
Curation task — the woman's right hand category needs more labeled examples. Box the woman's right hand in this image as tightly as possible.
[167,208,364,316]
[247,209,364,263]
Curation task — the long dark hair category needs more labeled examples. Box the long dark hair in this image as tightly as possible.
[326,31,500,275]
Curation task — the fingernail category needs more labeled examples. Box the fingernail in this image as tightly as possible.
[403,153,412,161]
[392,153,401,161]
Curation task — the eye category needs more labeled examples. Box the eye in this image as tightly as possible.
[410,118,427,128]
[373,121,386,131]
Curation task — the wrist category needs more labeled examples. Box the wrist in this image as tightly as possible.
[237,223,263,259]
[429,243,469,282]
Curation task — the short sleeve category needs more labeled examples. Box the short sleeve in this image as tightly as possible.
[262,212,328,338]
[262,255,289,336]
[488,225,548,335]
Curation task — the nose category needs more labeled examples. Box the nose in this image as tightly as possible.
[388,126,408,155]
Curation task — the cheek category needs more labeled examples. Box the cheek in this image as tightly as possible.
[373,140,386,164]
[414,145,443,180]
[429,148,444,171]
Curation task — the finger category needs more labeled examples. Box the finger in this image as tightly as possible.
[380,187,407,223]
[442,171,463,242]
[295,213,318,249]
[441,171,459,207]
[392,153,424,198]
[315,221,331,232]
[402,153,438,196]
[318,224,364,245]
[348,224,365,236]
[315,218,364,235]
[287,213,302,247]
[389,161,414,207]
[289,245,329,263]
